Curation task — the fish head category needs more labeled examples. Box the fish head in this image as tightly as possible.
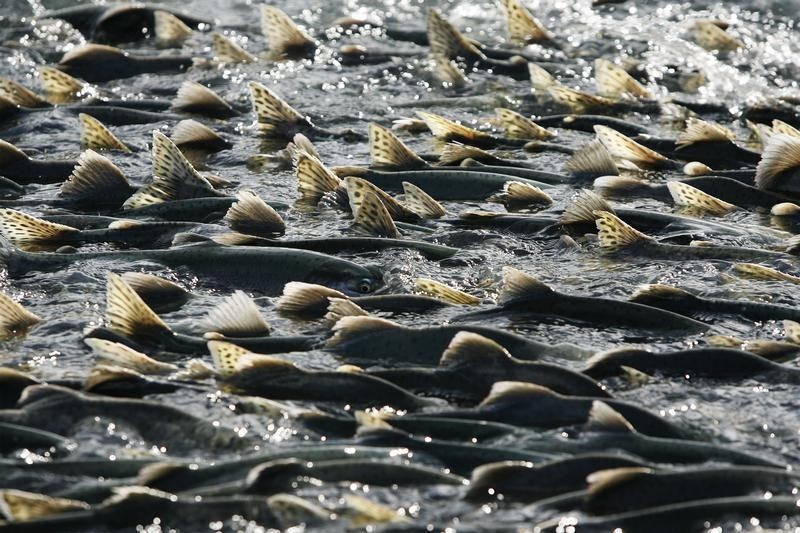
[311,263,384,296]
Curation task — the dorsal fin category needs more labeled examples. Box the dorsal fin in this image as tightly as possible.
[103,486,175,507]
[59,149,131,204]
[784,320,800,344]
[171,119,228,149]
[123,131,215,209]
[439,331,512,368]
[771,202,800,216]
[586,467,653,495]
[296,152,342,202]
[593,175,651,194]
[0,290,42,339]
[0,208,79,243]
[594,125,668,167]
[667,181,736,215]
[594,210,654,251]
[426,8,485,60]
[266,493,330,523]
[431,53,470,89]
[414,278,479,304]
[369,123,426,170]
[495,108,554,140]
[502,0,552,45]
[324,297,368,324]
[480,381,556,407]
[207,340,255,377]
[416,111,493,144]
[342,495,411,526]
[212,32,256,63]
[249,81,307,138]
[291,133,320,161]
[200,290,271,337]
[352,190,400,238]
[498,266,553,305]
[326,316,403,348]
[630,284,696,304]
[755,134,800,191]
[683,161,713,176]
[79,113,130,152]
[401,182,446,219]
[276,281,347,315]
[772,120,800,138]
[438,142,497,166]
[38,66,86,96]
[676,118,735,148]
[84,338,177,375]
[60,43,126,64]
[0,489,89,522]
[223,190,285,236]
[733,263,800,284]
[172,81,233,117]
[344,176,414,221]
[584,346,643,369]
[529,63,558,91]
[586,401,636,433]
[594,59,652,99]
[548,86,614,113]
[0,139,28,167]
[119,271,189,311]
[260,5,316,59]
[135,462,189,486]
[692,20,743,52]
[153,10,193,47]
[210,232,268,246]
[559,188,614,225]
[0,78,48,107]
[489,181,553,207]
[105,273,172,341]
[565,140,619,179]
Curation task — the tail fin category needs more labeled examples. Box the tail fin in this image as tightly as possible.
[223,190,285,236]
[212,32,256,63]
[153,10,193,47]
[564,140,619,178]
[200,290,271,337]
[594,125,669,168]
[501,0,552,45]
[495,108,554,140]
[38,66,86,98]
[594,58,652,99]
[0,208,79,244]
[172,80,234,118]
[105,272,173,344]
[260,5,317,59]
[59,149,131,206]
[249,81,308,139]
[79,113,131,152]
[0,78,48,107]
[369,123,426,170]
[352,190,400,238]
[0,290,42,339]
[414,278,479,304]
[426,8,485,60]
[676,117,735,148]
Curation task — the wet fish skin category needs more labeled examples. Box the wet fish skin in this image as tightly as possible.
[64,105,185,125]
[634,135,761,168]
[0,421,75,455]
[58,48,194,83]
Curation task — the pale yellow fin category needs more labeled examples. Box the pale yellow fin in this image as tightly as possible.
[586,401,636,433]
[683,161,713,176]
[564,140,618,178]
[594,210,654,251]
[586,467,652,495]
[548,86,614,113]
[291,133,320,161]
[207,340,255,377]
[415,111,493,143]
[38,66,86,96]
[276,281,347,315]
[594,125,668,167]
[559,189,614,225]
[438,142,495,166]
[211,32,256,63]
[344,176,414,221]
[326,316,402,348]
[733,263,800,284]
[352,190,400,238]
[249,81,306,137]
[426,8,484,59]
[172,80,233,116]
[105,273,172,339]
[201,290,270,337]
[692,20,743,52]
[119,272,188,307]
[0,209,78,244]
[0,78,48,107]
[667,181,737,215]
[296,152,343,202]
[78,113,130,152]
[414,278,480,305]
[153,10,192,47]
[528,63,558,91]
[784,320,800,344]
[489,180,553,207]
[440,331,511,368]
[594,59,652,99]
[224,189,285,236]
[431,53,469,89]
[369,123,426,170]
[260,5,316,58]
[0,139,28,168]
[0,291,42,339]
[480,381,555,407]
[401,182,446,218]
[771,120,800,138]
[502,0,552,45]
[755,134,800,190]
[495,108,554,140]
[59,149,130,204]
[324,297,369,324]
[675,117,735,148]
[0,489,89,522]
[498,266,552,304]
[84,338,177,375]
[171,119,227,148]
[342,495,411,526]
[267,494,331,525]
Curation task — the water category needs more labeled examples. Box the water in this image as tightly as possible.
[1,0,800,530]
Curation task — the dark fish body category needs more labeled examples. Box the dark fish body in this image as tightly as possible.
[584,347,800,381]
[59,49,193,83]
[238,235,458,261]
[631,288,800,322]
[634,136,762,168]
[620,239,792,262]
[0,157,75,183]
[111,198,288,222]
[360,169,552,199]
[0,421,75,455]
[65,105,184,125]
[534,114,652,136]
[1,241,381,295]
[426,164,570,185]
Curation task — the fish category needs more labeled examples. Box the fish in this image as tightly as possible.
[56,44,194,82]
[0,421,75,456]
[325,316,592,366]
[755,134,800,196]
[207,340,435,411]
[453,267,707,332]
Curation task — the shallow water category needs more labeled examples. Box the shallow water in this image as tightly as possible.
[1,0,800,530]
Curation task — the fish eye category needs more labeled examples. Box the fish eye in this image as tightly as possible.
[356,278,373,293]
